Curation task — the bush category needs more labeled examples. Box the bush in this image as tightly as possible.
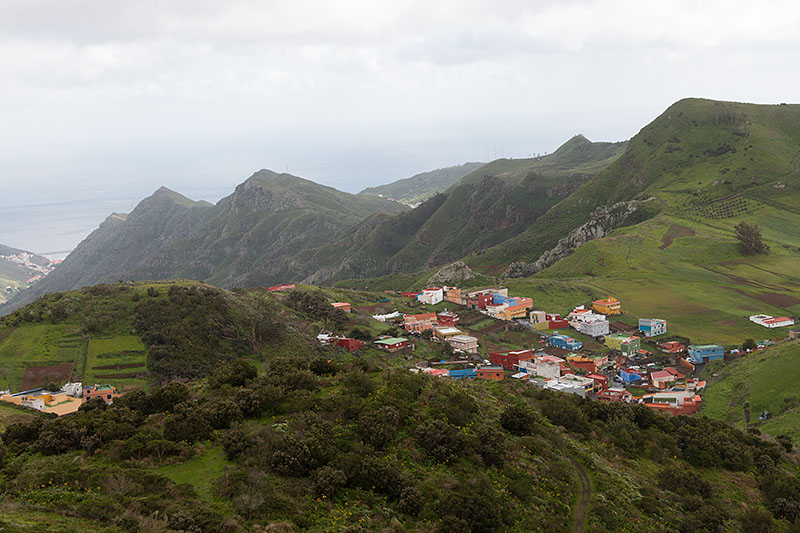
[416,420,464,463]
[312,466,347,497]
[499,405,537,436]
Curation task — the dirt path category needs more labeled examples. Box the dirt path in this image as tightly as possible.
[567,454,591,533]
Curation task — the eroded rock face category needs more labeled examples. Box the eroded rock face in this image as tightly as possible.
[502,199,653,278]
[427,261,479,286]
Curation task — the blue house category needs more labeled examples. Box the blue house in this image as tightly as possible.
[688,344,724,364]
[620,368,644,385]
[638,318,667,337]
[549,333,582,352]
[448,368,477,380]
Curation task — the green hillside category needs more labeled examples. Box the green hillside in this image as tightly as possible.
[470,98,800,274]
[702,340,800,440]
[360,162,485,205]
[0,282,798,531]
[303,136,627,284]
[3,172,406,313]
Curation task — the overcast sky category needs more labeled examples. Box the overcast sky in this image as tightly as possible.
[1,0,799,251]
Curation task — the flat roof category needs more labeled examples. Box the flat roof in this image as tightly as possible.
[690,344,723,349]
[374,337,408,344]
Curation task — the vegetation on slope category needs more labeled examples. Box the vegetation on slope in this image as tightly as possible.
[702,339,800,441]
[0,282,799,531]
[304,136,628,284]
[3,172,405,314]
[470,98,800,273]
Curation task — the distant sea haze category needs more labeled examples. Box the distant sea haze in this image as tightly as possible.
[0,198,137,259]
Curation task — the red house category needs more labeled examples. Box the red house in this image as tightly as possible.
[586,373,608,390]
[333,338,364,352]
[466,293,495,310]
[546,313,569,329]
[490,349,534,371]
[436,311,459,327]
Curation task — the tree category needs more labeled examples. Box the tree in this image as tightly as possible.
[742,338,757,351]
[735,222,770,255]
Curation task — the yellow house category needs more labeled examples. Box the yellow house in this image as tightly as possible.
[592,297,621,315]
[1,389,82,416]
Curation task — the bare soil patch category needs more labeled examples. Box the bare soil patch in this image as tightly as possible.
[20,361,74,391]
[659,224,695,250]
[756,291,800,308]
[94,362,146,371]
[95,372,145,379]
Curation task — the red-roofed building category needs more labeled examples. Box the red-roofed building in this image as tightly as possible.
[650,370,677,389]
[403,313,438,332]
[658,341,686,354]
[332,302,351,313]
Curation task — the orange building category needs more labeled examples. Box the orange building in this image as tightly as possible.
[332,302,351,313]
[477,365,504,380]
[592,297,621,315]
[403,312,438,332]
[83,384,120,404]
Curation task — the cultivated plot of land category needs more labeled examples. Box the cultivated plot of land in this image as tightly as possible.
[0,324,84,392]
[84,335,147,390]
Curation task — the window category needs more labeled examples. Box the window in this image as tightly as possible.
[107,394,111,400]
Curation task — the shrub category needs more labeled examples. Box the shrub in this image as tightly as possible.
[499,405,537,436]
[312,466,347,497]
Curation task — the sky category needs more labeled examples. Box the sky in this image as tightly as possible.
[1,0,799,254]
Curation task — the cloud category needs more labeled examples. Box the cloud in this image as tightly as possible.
[0,0,799,205]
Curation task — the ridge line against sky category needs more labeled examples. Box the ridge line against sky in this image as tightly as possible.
[1,0,799,253]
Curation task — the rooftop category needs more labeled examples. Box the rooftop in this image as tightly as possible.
[374,337,408,345]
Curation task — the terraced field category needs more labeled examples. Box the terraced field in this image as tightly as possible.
[84,335,148,390]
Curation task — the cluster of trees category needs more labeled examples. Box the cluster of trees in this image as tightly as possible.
[285,289,348,326]
[135,285,284,381]
[3,347,797,531]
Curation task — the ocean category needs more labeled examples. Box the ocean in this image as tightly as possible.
[0,197,140,260]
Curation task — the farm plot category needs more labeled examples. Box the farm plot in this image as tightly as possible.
[0,324,84,392]
[84,336,147,390]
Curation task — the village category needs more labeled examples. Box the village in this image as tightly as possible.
[300,284,799,417]
[3,281,797,420]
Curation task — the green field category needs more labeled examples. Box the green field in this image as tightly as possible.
[158,445,229,501]
[0,400,40,431]
[506,213,800,346]
[0,324,84,391]
[702,340,800,440]
[84,335,147,390]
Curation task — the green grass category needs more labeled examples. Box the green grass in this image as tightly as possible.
[510,213,800,346]
[157,445,229,501]
[84,335,147,391]
[0,400,41,431]
[701,340,800,439]
[0,324,83,391]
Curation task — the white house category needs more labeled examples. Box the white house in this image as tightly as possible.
[418,288,444,305]
[62,382,83,398]
[750,314,795,328]
[568,306,610,337]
